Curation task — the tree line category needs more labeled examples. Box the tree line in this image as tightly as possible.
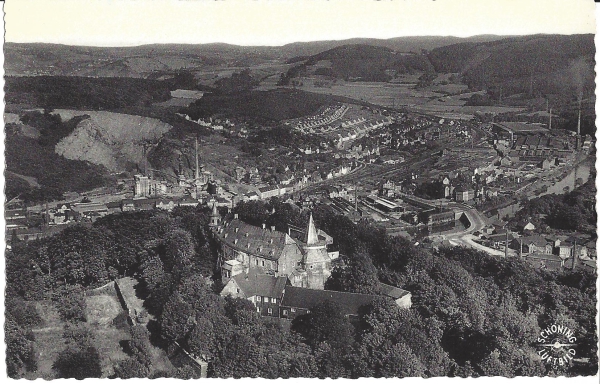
[6,201,598,378]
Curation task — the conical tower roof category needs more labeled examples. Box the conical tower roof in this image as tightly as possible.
[305,213,319,245]
[209,201,220,227]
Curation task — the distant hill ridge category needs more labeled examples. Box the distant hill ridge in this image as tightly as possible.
[3,35,507,77]
[280,34,594,97]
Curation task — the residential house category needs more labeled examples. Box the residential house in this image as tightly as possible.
[244,191,260,201]
[106,201,122,214]
[518,235,552,255]
[258,185,281,200]
[156,198,177,212]
[121,199,135,212]
[134,198,157,211]
[178,196,199,207]
[454,187,475,202]
[378,283,412,309]
[220,273,289,317]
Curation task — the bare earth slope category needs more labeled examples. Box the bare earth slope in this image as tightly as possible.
[54,111,172,172]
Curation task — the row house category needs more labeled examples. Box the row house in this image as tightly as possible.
[258,185,286,200]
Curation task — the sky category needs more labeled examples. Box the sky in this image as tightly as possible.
[4,0,597,47]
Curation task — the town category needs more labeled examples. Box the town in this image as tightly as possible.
[7,104,596,276]
[3,12,598,380]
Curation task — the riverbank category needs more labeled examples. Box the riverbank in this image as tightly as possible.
[485,153,594,220]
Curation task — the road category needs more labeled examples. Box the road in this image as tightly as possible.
[437,202,518,257]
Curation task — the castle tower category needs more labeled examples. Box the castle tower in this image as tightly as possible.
[305,213,319,245]
[209,202,221,228]
[301,213,332,289]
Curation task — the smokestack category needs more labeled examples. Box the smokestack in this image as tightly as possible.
[195,136,200,181]
[143,145,148,177]
[577,102,581,136]
[549,108,552,130]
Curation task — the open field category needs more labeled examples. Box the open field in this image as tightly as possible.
[28,288,131,378]
[153,98,197,108]
[86,283,124,326]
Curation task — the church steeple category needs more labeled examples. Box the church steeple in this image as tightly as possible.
[209,202,220,227]
[305,213,319,245]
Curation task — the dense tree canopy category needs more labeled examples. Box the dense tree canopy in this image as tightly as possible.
[6,201,597,378]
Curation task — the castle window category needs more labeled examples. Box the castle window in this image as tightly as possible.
[257,296,262,302]
[235,228,239,233]
[291,308,296,313]
[268,308,273,314]
[256,307,260,312]
[261,260,265,267]
[255,259,259,266]
[271,298,276,304]
[283,309,288,316]
[236,288,240,293]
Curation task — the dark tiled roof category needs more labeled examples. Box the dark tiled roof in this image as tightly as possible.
[106,201,122,209]
[217,219,297,261]
[178,196,198,203]
[378,283,410,300]
[258,185,279,193]
[281,286,378,316]
[233,274,289,299]
[522,235,549,248]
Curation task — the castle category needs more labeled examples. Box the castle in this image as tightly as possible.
[212,208,338,290]
[210,205,411,318]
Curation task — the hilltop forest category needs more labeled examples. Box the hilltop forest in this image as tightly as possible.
[6,202,597,378]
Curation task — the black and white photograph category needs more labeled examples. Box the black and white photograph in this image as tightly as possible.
[2,0,599,380]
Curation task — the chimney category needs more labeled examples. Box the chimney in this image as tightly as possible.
[577,102,581,136]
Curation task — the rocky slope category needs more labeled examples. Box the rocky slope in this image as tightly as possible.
[54,111,172,172]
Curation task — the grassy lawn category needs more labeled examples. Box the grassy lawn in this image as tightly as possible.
[27,301,65,379]
[27,285,137,378]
